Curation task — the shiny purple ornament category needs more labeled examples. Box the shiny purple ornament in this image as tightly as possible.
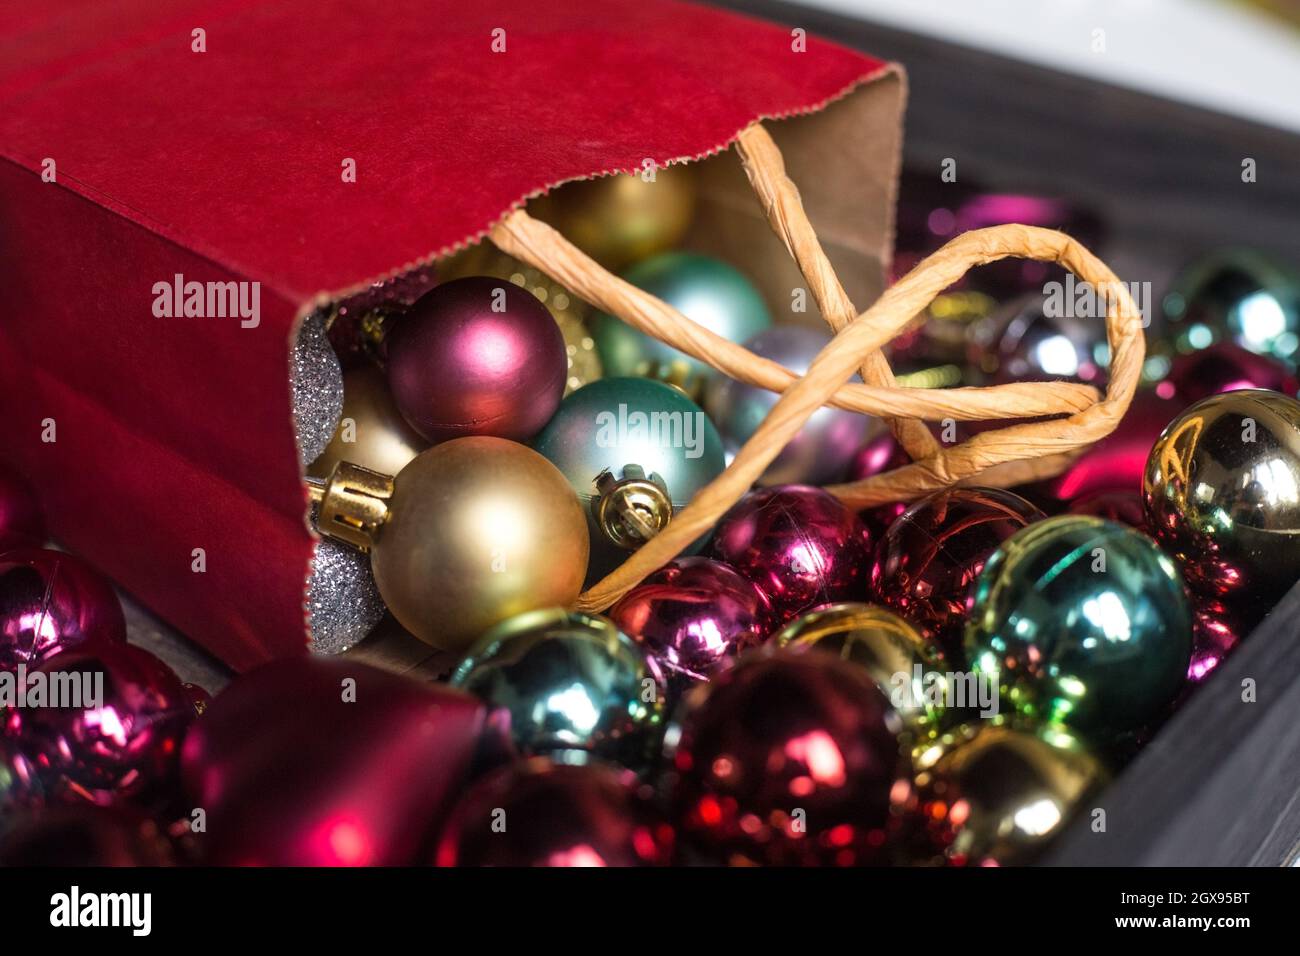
[1187,599,1241,686]
[710,485,873,625]
[608,557,774,692]
[871,487,1045,662]
[1169,342,1299,404]
[849,431,912,533]
[5,642,193,807]
[0,548,126,672]
[386,276,567,444]
[0,464,44,553]
[1067,488,1148,531]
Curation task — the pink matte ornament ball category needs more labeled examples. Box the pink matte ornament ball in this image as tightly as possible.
[386,276,568,444]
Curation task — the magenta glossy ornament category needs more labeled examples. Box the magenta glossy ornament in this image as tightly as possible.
[849,431,912,532]
[871,488,1044,663]
[669,648,907,866]
[710,485,873,625]
[435,759,673,867]
[1169,341,1299,404]
[0,464,44,552]
[608,557,774,691]
[5,642,192,807]
[0,805,178,866]
[1187,598,1241,686]
[0,548,125,673]
[182,656,497,866]
[0,737,43,811]
[1067,488,1147,531]
[386,276,567,444]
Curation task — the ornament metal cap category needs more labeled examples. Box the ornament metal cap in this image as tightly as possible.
[592,465,673,550]
[306,461,395,553]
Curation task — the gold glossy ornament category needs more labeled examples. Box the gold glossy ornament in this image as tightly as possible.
[440,245,602,395]
[308,366,428,479]
[311,438,589,651]
[529,165,697,274]
[776,602,949,739]
[909,722,1107,866]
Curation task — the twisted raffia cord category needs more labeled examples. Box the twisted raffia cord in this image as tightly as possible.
[487,121,1144,612]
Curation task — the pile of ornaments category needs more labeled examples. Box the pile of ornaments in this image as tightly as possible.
[4,164,1300,867]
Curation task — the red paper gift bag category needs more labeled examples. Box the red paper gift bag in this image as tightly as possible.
[0,0,903,668]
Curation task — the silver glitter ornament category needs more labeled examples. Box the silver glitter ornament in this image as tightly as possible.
[306,536,387,655]
[292,314,345,467]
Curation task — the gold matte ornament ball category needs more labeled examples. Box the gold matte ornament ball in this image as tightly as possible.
[530,165,697,274]
[371,437,590,650]
[308,365,428,479]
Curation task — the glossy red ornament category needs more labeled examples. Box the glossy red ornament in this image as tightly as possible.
[669,648,906,866]
[1169,341,1299,404]
[849,432,912,532]
[182,655,498,866]
[1067,488,1147,531]
[710,485,873,625]
[0,548,126,672]
[871,487,1044,662]
[434,758,673,867]
[0,806,176,866]
[1041,390,1184,502]
[386,276,567,444]
[5,642,192,807]
[1187,598,1241,686]
[0,464,44,552]
[608,557,773,692]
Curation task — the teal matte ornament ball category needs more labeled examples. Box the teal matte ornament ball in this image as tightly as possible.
[591,252,773,397]
[964,516,1192,739]
[533,377,725,581]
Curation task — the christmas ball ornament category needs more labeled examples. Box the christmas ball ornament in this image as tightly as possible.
[872,488,1045,663]
[450,608,666,771]
[775,603,948,739]
[308,365,428,479]
[1169,341,1299,404]
[909,723,1107,866]
[311,437,589,651]
[965,516,1192,738]
[306,537,387,655]
[182,682,212,717]
[608,557,773,692]
[1163,247,1300,367]
[435,758,674,867]
[1144,390,1300,611]
[849,431,912,532]
[969,293,1110,385]
[668,648,906,866]
[1067,488,1147,531]
[6,642,193,807]
[704,325,880,485]
[0,463,44,552]
[1187,599,1241,686]
[533,377,725,580]
[291,313,345,467]
[591,253,772,398]
[0,548,126,672]
[0,737,42,811]
[530,165,697,274]
[0,806,177,866]
[712,485,873,624]
[182,656,497,866]
[386,276,567,444]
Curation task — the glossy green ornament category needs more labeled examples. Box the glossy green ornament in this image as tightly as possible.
[775,602,950,740]
[450,608,666,773]
[964,516,1192,739]
[532,377,725,581]
[591,252,772,398]
[909,722,1107,866]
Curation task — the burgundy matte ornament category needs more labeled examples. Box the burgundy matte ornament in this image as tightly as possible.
[182,655,499,866]
[5,642,192,808]
[1187,598,1241,686]
[1169,341,1299,404]
[0,464,44,552]
[871,487,1045,663]
[608,556,774,692]
[434,758,673,867]
[668,648,907,866]
[710,485,873,625]
[0,805,177,866]
[386,276,567,444]
[1067,488,1147,531]
[0,548,126,672]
